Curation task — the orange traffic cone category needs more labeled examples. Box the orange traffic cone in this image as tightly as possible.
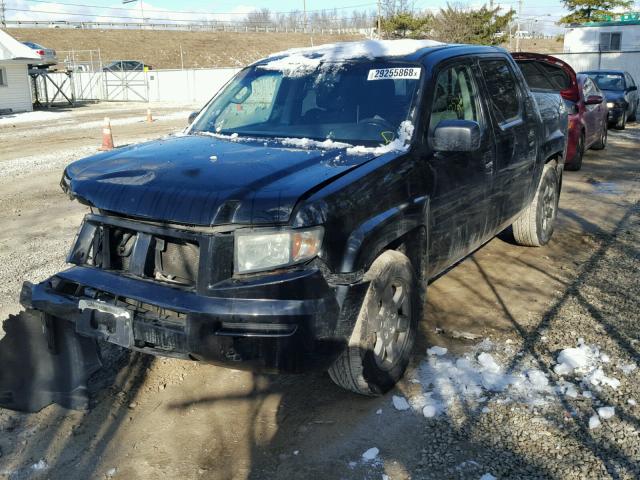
[99,117,114,151]
[146,108,153,123]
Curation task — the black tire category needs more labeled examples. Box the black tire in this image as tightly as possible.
[565,132,584,171]
[614,111,627,130]
[629,105,637,122]
[591,123,607,150]
[328,250,417,396]
[512,163,560,247]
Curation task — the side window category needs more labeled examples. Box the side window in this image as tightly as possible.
[479,60,521,123]
[600,32,622,51]
[429,64,480,132]
[625,73,635,88]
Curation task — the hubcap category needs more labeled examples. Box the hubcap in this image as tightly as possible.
[541,181,557,233]
[372,277,411,370]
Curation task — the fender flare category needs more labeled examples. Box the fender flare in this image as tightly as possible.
[339,195,430,275]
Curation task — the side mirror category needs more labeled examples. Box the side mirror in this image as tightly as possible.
[627,85,638,92]
[585,94,603,105]
[432,120,481,153]
[188,111,199,125]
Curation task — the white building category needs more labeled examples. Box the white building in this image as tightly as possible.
[0,29,40,113]
[564,19,640,53]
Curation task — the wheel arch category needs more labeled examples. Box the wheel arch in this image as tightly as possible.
[339,196,430,284]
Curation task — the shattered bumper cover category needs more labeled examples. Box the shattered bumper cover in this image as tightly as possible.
[19,265,361,374]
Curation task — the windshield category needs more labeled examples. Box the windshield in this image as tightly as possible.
[588,73,625,91]
[190,61,422,147]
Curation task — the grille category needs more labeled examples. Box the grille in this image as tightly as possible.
[85,224,201,288]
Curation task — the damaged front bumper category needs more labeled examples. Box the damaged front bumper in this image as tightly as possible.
[19,264,364,374]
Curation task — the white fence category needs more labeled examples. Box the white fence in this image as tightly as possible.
[551,51,640,83]
[45,67,240,104]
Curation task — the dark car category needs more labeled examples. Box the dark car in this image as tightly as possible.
[102,60,152,72]
[513,53,608,171]
[581,70,638,129]
[2,41,569,412]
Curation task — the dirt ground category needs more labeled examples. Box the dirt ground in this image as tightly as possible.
[4,28,560,70]
[4,29,361,69]
[0,103,638,480]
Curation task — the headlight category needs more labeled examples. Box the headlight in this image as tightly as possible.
[606,102,614,108]
[235,227,323,274]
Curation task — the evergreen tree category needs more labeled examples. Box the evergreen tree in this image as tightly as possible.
[559,0,633,24]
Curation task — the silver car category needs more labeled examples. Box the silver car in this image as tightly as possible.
[22,42,57,68]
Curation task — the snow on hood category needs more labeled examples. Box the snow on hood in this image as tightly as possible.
[259,39,444,76]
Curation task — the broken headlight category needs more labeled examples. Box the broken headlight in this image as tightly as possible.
[60,168,72,196]
[234,227,323,274]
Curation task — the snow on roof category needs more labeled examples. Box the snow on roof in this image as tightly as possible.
[260,39,444,75]
[0,29,41,61]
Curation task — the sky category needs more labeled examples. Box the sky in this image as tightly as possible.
[3,0,632,35]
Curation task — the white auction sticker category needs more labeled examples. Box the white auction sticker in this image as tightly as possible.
[367,67,421,81]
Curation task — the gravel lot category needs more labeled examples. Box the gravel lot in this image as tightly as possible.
[0,105,638,480]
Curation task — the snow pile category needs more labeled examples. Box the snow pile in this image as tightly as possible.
[392,395,410,411]
[554,340,620,390]
[362,447,380,461]
[597,406,615,419]
[427,346,448,356]
[589,406,616,429]
[410,348,556,418]
[346,120,414,156]
[279,137,351,150]
[260,39,443,76]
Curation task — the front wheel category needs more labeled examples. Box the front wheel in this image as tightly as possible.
[628,102,637,122]
[512,163,559,247]
[328,250,417,396]
[614,111,627,130]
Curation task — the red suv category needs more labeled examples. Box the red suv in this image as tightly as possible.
[513,52,608,171]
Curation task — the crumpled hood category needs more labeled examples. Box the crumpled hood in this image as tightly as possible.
[65,134,377,226]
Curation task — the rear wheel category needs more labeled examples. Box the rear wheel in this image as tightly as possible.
[591,123,607,150]
[328,250,417,396]
[615,111,627,130]
[512,163,559,247]
[565,132,584,171]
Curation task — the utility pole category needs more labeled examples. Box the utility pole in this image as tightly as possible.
[515,0,523,52]
[377,0,381,38]
[0,0,6,28]
[303,0,307,33]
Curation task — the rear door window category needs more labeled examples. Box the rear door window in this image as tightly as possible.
[480,60,521,123]
[515,60,570,91]
[429,63,480,132]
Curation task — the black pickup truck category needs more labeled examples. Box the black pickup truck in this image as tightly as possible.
[1,41,568,411]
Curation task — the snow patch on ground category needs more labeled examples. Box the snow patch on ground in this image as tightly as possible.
[597,406,615,419]
[362,447,380,461]
[427,346,448,356]
[0,110,72,125]
[392,395,410,411]
[554,340,620,390]
[409,347,557,417]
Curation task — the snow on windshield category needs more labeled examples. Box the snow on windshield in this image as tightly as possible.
[260,39,444,76]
